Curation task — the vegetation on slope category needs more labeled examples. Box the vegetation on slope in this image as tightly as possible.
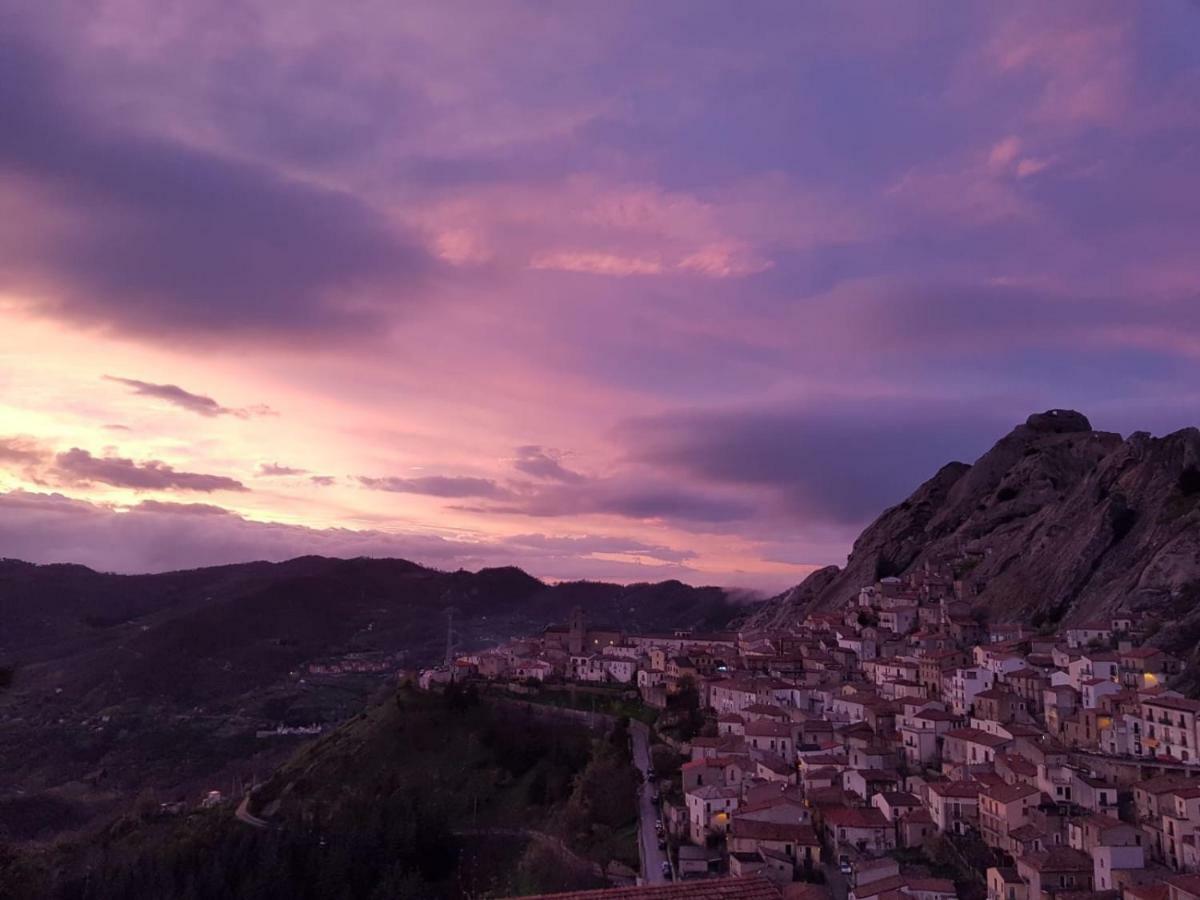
[1,687,642,899]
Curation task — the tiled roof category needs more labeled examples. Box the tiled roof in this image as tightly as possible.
[1019,845,1092,872]
[876,791,921,807]
[779,885,830,900]
[731,818,819,843]
[983,782,1039,803]
[1168,874,1200,894]
[1082,812,1128,828]
[1122,646,1167,659]
[743,702,787,715]
[688,784,740,800]
[853,874,955,898]
[823,805,890,828]
[943,727,1010,747]
[1144,695,1200,713]
[995,752,1037,775]
[736,795,806,816]
[1122,884,1169,900]
[798,753,845,766]
[851,768,901,783]
[912,708,960,721]
[510,875,783,900]
[928,780,982,799]
[1008,824,1045,841]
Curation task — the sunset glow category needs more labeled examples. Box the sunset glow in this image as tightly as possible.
[3,1,1200,590]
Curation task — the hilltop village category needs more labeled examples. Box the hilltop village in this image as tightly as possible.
[422,559,1200,900]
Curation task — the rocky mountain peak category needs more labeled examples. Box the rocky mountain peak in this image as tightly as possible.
[1024,408,1093,433]
[744,411,1200,652]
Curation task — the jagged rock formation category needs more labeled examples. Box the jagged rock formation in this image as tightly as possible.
[745,410,1200,641]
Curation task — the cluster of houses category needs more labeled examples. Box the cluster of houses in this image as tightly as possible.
[426,558,1200,900]
[307,651,402,676]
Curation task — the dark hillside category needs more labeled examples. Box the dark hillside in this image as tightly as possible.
[1,689,632,900]
[0,554,740,846]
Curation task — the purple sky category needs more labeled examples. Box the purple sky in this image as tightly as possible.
[1,1,1199,590]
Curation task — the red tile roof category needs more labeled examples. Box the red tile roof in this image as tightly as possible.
[823,806,890,828]
[511,876,783,900]
[853,874,955,899]
[1019,846,1092,872]
[943,727,1011,748]
[1144,695,1200,713]
[928,780,983,799]
[731,818,820,844]
[984,782,1040,803]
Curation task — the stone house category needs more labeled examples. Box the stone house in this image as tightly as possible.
[979,782,1040,854]
[1014,846,1093,897]
[823,806,896,856]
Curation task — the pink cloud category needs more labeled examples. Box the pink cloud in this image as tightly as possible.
[983,10,1133,126]
[530,251,664,277]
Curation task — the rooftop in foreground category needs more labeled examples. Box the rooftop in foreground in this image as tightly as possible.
[507,875,784,900]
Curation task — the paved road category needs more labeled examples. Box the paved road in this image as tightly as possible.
[822,861,848,900]
[234,793,269,828]
[629,721,670,884]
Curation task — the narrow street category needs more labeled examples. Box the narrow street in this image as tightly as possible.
[629,721,669,884]
[822,861,848,900]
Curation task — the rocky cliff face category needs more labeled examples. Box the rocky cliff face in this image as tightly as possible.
[746,410,1200,640]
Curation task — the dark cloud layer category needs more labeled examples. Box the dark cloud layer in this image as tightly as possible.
[53,448,248,493]
[513,445,586,483]
[104,375,271,418]
[259,463,308,476]
[619,401,1015,524]
[0,32,432,342]
[473,478,755,525]
[358,474,513,499]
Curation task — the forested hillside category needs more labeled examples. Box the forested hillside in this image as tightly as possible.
[0,687,642,899]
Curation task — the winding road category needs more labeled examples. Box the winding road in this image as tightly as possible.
[234,793,269,828]
[629,721,670,884]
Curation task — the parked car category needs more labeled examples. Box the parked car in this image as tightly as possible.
[657,837,666,850]
[646,771,657,783]
[660,861,672,879]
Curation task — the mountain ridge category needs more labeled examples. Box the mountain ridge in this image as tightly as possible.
[0,554,744,844]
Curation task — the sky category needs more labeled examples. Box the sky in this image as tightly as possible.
[2,1,1199,592]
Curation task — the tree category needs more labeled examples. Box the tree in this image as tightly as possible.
[650,744,683,781]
